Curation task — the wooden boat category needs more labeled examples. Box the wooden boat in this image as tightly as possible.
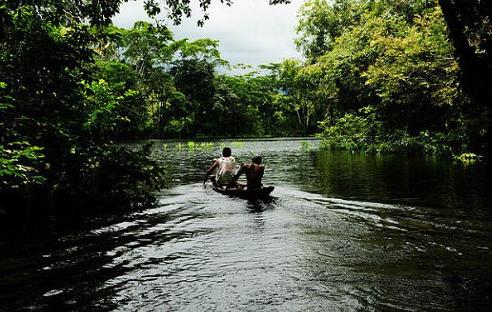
[212,186,275,199]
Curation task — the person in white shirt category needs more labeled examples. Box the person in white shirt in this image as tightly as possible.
[203,147,237,188]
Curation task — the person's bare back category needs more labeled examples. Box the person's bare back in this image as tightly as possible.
[242,163,264,189]
[229,155,264,190]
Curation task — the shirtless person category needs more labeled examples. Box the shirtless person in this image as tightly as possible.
[229,155,264,190]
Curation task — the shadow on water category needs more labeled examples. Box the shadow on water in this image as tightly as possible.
[1,139,491,311]
[245,197,277,213]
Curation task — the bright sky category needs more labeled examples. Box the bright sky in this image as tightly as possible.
[113,0,305,71]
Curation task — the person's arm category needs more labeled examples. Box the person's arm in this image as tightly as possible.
[227,165,246,188]
[203,160,218,185]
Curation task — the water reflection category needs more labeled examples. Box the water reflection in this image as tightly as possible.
[1,139,491,311]
[310,150,491,210]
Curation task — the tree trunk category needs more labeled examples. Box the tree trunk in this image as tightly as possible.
[438,0,492,157]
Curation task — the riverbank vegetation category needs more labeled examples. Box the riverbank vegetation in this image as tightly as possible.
[298,0,489,158]
[1,0,490,216]
[84,0,490,157]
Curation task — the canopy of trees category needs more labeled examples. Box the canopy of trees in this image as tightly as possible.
[89,21,311,138]
[295,0,489,156]
[1,0,490,218]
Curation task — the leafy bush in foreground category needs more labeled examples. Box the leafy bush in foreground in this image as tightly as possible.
[0,5,164,216]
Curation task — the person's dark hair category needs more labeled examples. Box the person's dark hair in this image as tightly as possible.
[222,147,232,157]
[252,155,262,164]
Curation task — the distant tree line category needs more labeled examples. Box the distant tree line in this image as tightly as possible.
[89,22,309,139]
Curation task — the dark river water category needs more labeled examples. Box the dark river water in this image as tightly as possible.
[1,138,492,311]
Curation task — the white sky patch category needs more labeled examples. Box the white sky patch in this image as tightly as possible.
[112,0,305,72]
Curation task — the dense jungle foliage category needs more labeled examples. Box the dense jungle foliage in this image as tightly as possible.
[295,0,490,156]
[88,22,308,138]
[0,0,491,216]
[0,0,307,217]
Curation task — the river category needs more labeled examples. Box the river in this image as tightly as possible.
[1,138,491,311]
